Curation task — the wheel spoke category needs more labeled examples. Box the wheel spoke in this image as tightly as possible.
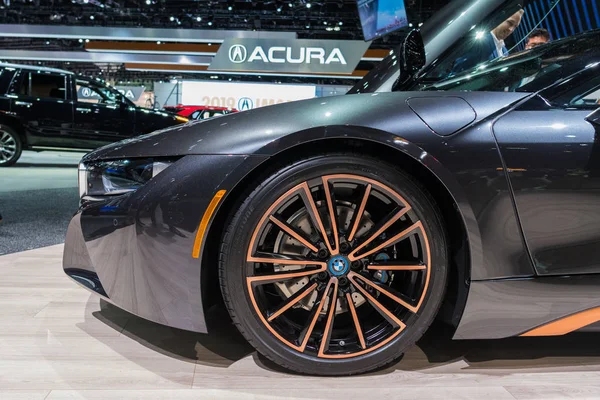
[322,177,340,255]
[367,262,426,271]
[348,272,406,328]
[247,253,326,285]
[298,182,338,256]
[348,207,411,261]
[347,183,371,242]
[269,215,319,253]
[268,282,318,321]
[297,278,336,352]
[346,293,366,349]
[317,278,339,356]
[349,271,418,313]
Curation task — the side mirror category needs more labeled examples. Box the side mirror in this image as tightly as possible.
[585,108,600,126]
[392,30,426,91]
[402,29,426,74]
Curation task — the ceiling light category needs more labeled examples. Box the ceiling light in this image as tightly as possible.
[89,15,94,20]
[208,21,213,26]
[277,7,282,12]
[196,16,201,21]
[228,6,232,10]
[323,21,327,25]
[78,39,83,43]
[338,21,343,26]
[306,3,311,8]
[169,16,175,21]
[156,40,161,44]
[145,0,151,4]
[85,39,90,43]
[334,26,340,31]
[289,3,293,7]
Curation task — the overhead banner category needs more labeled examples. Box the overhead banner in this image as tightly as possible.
[208,38,370,75]
[181,81,316,111]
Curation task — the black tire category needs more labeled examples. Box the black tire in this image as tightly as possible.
[0,125,23,167]
[219,153,448,375]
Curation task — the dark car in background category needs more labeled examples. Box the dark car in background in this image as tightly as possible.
[163,104,238,120]
[0,63,187,166]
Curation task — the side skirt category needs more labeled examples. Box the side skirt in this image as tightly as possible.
[454,274,600,339]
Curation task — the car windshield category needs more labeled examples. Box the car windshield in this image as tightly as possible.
[352,0,600,94]
[425,29,600,93]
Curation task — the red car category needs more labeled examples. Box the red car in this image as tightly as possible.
[163,105,238,121]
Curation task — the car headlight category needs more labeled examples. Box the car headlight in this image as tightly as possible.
[78,159,174,197]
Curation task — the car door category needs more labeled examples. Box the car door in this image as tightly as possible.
[493,68,600,276]
[73,78,136,147]
[8,68,74,147]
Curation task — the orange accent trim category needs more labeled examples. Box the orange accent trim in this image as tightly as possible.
[318,279,339,357]
[346,292,366,350]
[86,41,219,54]
[300,278,336,352]
[125,63,369,77]
[364,49,390,58]
[245,265,327,353]
[269,215,319,253]
[347,183,371,242]
[301,182,338,256]
[349,271,418,313]
[246,262,327,280]
[125,63,209,72]
[192,189,226,258]
[520,307,600,336]
[90,42,386,59]
[348,210,412,262]
[322,177,340,255]
[367,264,426,271]
[268,282,318,322]
[318,329,403,359]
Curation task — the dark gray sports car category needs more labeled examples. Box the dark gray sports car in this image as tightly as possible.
[63,0,600,375]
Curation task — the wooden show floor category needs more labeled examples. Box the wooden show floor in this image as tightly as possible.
[2,244,600,399]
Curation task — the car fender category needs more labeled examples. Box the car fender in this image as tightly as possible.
[214,123,481,286]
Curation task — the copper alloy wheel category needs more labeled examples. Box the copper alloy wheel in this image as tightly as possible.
[245,174,431,359]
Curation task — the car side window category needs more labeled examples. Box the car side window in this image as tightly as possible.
[190,110,200,120]
[18,71,67,100]
[540,70,600,110]
[76,83,110,104]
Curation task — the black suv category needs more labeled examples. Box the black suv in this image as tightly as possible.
[0,63,187,166]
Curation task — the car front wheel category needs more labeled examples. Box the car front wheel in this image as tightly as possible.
[220,153,448,375]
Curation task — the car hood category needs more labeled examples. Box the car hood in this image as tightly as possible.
[82,90,528,162]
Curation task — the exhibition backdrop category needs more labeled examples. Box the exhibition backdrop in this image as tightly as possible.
[181,81,317,111]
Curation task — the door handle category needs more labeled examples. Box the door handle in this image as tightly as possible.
[76,107,92,114]
[15,101,32,107]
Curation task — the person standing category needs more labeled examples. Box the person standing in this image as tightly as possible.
[452,9,525,73]
[525,28,551,49]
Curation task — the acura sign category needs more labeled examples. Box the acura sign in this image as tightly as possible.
[209,38,370,75]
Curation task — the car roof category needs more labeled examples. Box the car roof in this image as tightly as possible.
[0,62,73,75]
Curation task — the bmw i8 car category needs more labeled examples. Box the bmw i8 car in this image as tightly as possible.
[63,0,600,376]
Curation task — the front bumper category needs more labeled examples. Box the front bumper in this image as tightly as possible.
[62,154,266,333]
